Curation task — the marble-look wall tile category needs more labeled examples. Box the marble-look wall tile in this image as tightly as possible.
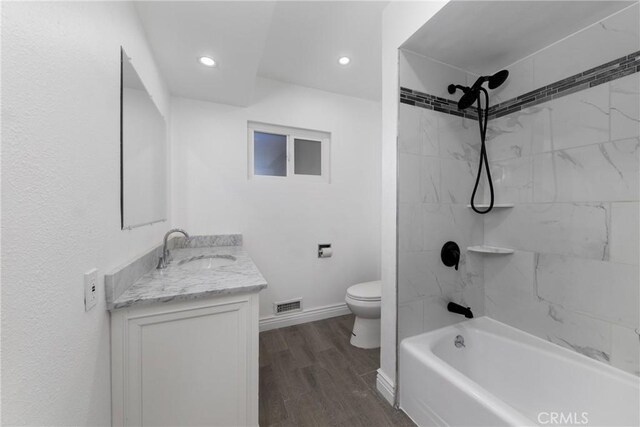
[422,203,484,251]
[484,203,609,260]
[398,203,423,252]
[484,250,536,301]
[610,202,640,265]
[439,158,477,204]
[398,251,443,304]
[611,324,640,376]
[611,73,640,141]
[398,103,423,155]
[398,103,439,156]
[530,83,610,154]
[438,114,479,162]
[489,156,534,204]
[458,283,485,318]
[421,156,441,203]
[486,113,533,161]
[536,254,639,329]
[476,6,639,376]
[423,109,441,156]
[532,3,640,90]
[398,300,424,342]
[398,153,421,203]
[398,249,481,304]
[398,103,484,339]
[535,301,613,364]
[422,295,467,333]
[532,138,639,203]
[486,294,613,364]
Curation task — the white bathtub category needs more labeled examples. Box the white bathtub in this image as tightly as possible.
[399,317,639,427]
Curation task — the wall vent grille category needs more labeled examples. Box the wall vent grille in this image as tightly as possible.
[274,299,303,315]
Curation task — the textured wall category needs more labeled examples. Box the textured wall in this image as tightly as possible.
[170,78,381,321]
[1,2,170,424]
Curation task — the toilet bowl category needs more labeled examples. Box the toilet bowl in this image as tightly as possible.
[345,280,381,349]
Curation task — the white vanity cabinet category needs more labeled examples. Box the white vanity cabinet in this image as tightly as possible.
[110,291,260,427]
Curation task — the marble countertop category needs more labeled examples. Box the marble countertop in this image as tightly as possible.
[108,245,267,311]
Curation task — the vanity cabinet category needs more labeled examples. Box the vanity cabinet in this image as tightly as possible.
[110,292,259,427]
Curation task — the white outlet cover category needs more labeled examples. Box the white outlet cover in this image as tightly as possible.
[84,268,97,311]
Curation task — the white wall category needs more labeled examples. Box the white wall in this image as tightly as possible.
[380,0,448,400]
[1,2,170,424]
[170,78,381,322]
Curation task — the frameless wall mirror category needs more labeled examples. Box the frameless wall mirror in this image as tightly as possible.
[120,48,167,230]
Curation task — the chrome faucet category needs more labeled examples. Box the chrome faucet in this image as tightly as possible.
[157,228,190,269]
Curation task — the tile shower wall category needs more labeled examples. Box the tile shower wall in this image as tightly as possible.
[483,5,639,376]
[484,71,639,376]
[398,5,639,376]
[397,51,485,341]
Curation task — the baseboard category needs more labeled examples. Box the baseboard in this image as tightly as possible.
[259,302,351,332]
[376,369,395,405]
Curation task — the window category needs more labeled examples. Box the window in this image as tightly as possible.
[248,122,330,182]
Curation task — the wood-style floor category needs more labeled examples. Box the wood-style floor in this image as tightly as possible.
[259,314,415,427]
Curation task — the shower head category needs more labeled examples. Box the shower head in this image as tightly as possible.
[488,69,509,89]
[448,69,509,110]
[457,90,478,110]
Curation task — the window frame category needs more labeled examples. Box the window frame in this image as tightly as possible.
[247,121,331,183]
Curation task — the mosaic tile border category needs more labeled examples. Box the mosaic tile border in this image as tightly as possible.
[399,88,479,120]
[400,50,640,120]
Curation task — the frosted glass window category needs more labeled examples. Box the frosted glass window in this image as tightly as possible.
[248,122,330,182]
[254,131,287,176]
[294,139,321,176]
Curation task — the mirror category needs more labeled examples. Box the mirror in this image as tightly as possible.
[120,48,167,229]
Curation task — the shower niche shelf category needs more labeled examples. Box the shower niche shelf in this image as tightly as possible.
[466,203,514,209]
[467,245,514,255]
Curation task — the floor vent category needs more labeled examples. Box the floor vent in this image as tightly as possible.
[274,298,303,315]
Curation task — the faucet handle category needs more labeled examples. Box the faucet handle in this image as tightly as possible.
[441,241,461,270]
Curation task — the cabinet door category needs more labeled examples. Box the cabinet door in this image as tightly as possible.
[123,298,251,426]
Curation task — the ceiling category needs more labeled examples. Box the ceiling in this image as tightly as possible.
[135,1,386,106]
[402,0,635,75]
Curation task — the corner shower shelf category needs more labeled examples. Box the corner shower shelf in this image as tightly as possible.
[467,245,514,255]
[466,203,514,209]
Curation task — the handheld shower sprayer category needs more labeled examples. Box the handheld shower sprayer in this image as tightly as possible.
[448,70,509,214]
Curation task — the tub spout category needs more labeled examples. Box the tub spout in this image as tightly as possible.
[448,302,473,319]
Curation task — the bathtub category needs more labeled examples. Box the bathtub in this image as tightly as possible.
[399,317,639,427]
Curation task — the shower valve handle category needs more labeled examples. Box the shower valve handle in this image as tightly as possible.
[441,241,460,271]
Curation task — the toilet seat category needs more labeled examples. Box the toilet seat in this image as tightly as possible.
[346,280,381,302]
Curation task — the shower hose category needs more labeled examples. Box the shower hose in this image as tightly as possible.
[469,87,494,214]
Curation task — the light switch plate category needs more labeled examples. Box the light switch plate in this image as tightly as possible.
[84,268,97,311]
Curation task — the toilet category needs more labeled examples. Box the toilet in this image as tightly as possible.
[345,280,382,349]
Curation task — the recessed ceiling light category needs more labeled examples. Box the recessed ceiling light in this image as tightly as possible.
[338,56,351,66]
[199,56,217,67]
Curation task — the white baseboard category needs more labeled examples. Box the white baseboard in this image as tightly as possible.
[259,302,351,332]
[376,369,395,406]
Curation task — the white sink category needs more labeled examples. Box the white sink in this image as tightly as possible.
[177,254,237,271]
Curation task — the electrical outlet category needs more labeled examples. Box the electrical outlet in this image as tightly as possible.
[84,268,97,311]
